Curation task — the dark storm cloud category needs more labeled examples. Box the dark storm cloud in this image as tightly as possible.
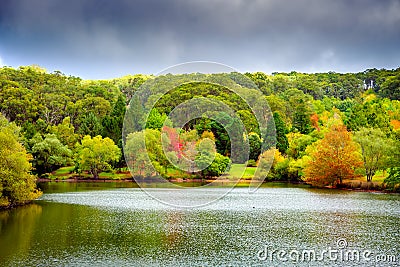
[0,0,399,78]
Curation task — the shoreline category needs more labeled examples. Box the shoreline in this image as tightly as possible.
[36,178,397,194]
[37,177,306,184]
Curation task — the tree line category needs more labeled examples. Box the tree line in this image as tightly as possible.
[1,65,400,207]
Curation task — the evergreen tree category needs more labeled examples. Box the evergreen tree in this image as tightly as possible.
[273,112,289,154]
[292,99,312,134]
[102,94,126,144]
[248,132,262,161]
[78,112,103,137]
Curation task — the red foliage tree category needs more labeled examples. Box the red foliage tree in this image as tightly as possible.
[162,126,183,158]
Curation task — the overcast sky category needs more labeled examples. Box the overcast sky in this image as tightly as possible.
[0,0,399,79]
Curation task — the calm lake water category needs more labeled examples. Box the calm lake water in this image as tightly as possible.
[0,182,399,266]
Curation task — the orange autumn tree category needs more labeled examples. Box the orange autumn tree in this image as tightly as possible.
[390,119,400,130]
[304,124,362,187]
[310,113,320,131]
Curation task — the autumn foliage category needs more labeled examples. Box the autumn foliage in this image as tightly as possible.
[162,126,183,158]
[304,124,362,187]
[390,119,400,130]
[310,113,320,131]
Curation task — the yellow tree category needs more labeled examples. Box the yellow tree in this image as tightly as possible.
[0,114,42,207]
[304,124,362,187]
[75,135,121,179]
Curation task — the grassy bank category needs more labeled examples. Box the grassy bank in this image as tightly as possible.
[341,170,389,191]
[226,164,256,179]
[48,164,258,181]
[47,166,132,180]
[47,165,393,193]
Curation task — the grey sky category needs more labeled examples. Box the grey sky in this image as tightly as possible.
[0,0,399,79]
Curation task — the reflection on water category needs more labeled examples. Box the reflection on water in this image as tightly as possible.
[0,183,399,266]
[0,204,42,263]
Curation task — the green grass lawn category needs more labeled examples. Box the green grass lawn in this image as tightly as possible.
[53,166,75,175]
[49,166,132,180]
[98,171,132,179]
[49,166,75,179]
[227,164,256,180]
[371,170,389,183]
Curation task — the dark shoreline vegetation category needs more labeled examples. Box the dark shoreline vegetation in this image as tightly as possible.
[1,65,400,208]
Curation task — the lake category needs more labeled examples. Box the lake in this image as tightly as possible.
[0,182,399,266]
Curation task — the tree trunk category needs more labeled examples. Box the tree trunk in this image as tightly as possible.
[366,170,375,182]
[92,169,99,179]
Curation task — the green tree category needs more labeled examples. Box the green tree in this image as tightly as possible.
[124,131,152,177]
[286,132,316,159]
[345,100,392,133]
[102,95,127,168]
[49,117,78,149]
[195,152,231,179]
[292,99,312,134]
[380,73,400,100]
[145,128,171,176]
[0,114,42,207]
[124,129,170,177]
[248,132,261,161]
[237,109,260,135]
[384,167,400,192]
[112,74,151,103]
[245,72,272,95]
[75,96,111,118]
[354,128,393,182]
[273,112,289,154]
[146,108,171,130]
[78,112,103,137]
[270,74,292,93]
[31,134,72,175]
[34,118,48,134]
[75,135,121,179]
[195,115,231,157]
[265,95,290,124]
[102,94,126,144]
[0,84,38,124]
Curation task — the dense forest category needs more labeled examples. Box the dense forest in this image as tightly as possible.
[1,65,400,207]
